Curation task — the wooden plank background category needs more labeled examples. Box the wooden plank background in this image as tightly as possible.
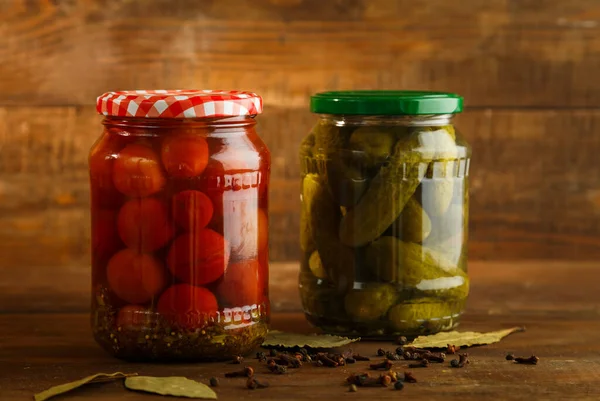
[1,0,600,292]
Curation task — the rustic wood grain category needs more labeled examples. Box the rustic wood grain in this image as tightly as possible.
[1,0,600,107]
[2,309,600,400]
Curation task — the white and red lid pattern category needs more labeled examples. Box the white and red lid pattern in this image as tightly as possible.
[96,90,263,118]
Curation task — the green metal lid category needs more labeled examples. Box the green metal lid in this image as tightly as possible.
[310,90,463,115]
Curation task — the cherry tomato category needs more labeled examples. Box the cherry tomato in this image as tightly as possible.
[157,284,219,330]
[113,143,166,197]
[91,209,123,264]
[107,249,168,304]
[222,200,269,261]
[89,130,129,209]
[214,259,263,308]
[161,134,209,178]
[171,190,214,232]
[116,304,153,330]
[117,198,174,252]
[167,229,230,286]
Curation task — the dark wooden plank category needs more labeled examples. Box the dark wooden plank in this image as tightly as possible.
[2,311,600,400]
[1,0,600,107]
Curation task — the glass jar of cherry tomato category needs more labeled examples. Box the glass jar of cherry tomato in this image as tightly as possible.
[90,90,270,361]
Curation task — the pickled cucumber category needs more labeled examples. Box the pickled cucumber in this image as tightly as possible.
[339,140,427,247]
[306,175,355,292]
[299,271,347,319]
[325,152,370,207]
[366,238,467,299]
[344,283,397,322]
[308,251,327,279]
[388,299,462,332]
[348,127,396,168]
[391,198,432,243]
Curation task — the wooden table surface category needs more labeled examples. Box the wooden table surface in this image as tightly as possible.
[2,261,600,400]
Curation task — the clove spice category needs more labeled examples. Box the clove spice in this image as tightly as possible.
[267,363,287,374]
[225,366,254,378]
[352,354,370,361]
[514,355,539,365]
[408,358,430,368]
[231,355,244,364]
[246,377,269,390]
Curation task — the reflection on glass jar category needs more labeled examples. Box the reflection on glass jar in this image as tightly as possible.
[90,90,270,361]
[299,91,470,339]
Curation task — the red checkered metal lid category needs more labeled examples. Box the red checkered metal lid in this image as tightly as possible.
[96,90,263,118]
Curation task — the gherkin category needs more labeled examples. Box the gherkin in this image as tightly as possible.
[305,174,355,292]
[366,238,468,299]
[339,140,427,247]
[388,299,463,332]
[308,250,327,279]
[344,283,397,322]
[348,126,396,168]
[391,197,432,243]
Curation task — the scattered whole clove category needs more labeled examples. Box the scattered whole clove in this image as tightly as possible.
[506,353,515,361]
[514,355,539,365]
[267,363,287,374]
[209,377,219,387]
[395,347,404,356]
[409,358,430,368]
[385,351,400,361]
[225,366,254,378]
[369,359,393,370]
[256,351,267,362]
[451,353,469,368]
[316,353,339,367]
[276,353,302,368]
[231,355,244,364]
[404,372,418,383]
[394,380,404,390]
[246,377,269,390]
[377,348,386,356]
[352,354,370,361]
[422,351,446,363]
[345,357,356,364]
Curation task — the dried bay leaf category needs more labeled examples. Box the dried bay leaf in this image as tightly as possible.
[125,376,217,399]
[262,330,359,349]
[34,372,137,401]
[409,326,525,349]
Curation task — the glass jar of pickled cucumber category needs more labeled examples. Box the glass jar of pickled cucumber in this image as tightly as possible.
[90,90,270,361]
[299,91,470,339]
